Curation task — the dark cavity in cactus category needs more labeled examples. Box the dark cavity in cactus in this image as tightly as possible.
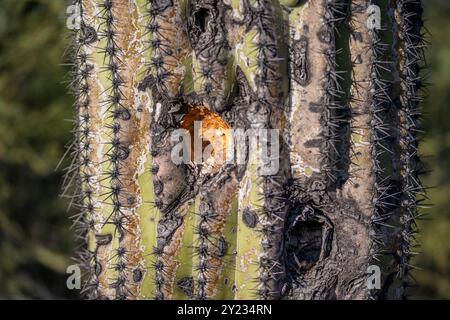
[64,0,427,300]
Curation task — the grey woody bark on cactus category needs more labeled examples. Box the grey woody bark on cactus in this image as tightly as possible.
[66,0,427,299]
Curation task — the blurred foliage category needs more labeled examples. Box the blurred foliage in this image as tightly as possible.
[0,0,448,299]
[0,0,75,299]
[412,0,450,300]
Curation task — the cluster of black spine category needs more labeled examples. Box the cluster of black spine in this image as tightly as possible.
[98,0,132,300]
[395,0,426,298]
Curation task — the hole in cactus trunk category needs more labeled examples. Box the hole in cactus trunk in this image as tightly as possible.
[188,3,213,47]
[188,0,225,53]
[285,204,332,275]
[180,106,231,174]
[286,220,323,271]
[194,8,209,34]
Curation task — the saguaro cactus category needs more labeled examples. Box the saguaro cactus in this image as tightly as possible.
[66,0,426,300]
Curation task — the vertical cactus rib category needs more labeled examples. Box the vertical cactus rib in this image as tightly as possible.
[187,0,235,112]
[339,0,389,298]
[169,198,196,300]
[149,81,203,300]
[178,104,237,299]
[322,0,349,185]
[342,0,368,206]
[282,0,374,300]
[233,0,290,300]
[343,0,401,299]
[149,0,190,98]
[255,0,290,300]
[367,1,401,299]
[147,0,198,300]
[66,0,99,298]
[195,173,238,299]
[214,194,239,299]
[135,0,161,299]
[95,0,153,299]
[66,0,122,298]
[287,0,345,185]
[137,150,161,299]
[235,143,265,299]
[253,0,288,106]
[394,0,426,298]
[153,200,194,300]
[344,0,376,220]
[367,0,394,258]
[150,99,194,299]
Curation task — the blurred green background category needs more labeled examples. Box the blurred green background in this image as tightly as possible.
[0,0,448,299]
